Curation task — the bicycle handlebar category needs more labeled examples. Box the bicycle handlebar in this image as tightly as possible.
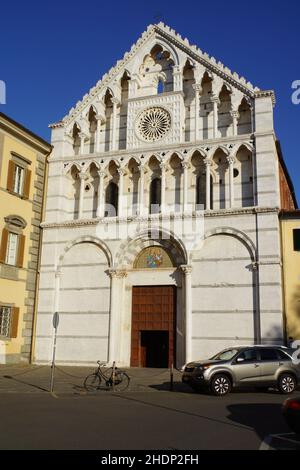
[97,361,107,366]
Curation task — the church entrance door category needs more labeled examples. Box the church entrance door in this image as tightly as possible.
[131,286,176,368]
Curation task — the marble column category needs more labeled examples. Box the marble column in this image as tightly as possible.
[95,115,104,153]
[108,269,127,364]
[180,265,193,364]
[96,170,106,218]
[250,105,255,133]
[138,164,146,216]
[173,65,183,92]
[181,161,189,212]
[227,156,235,208]
[204,158,212,210]
[160,162,167,213]
[79,132,86,155]
[193,84,202,141]
[211,95,220,139]
[230,110,240,136]
[78,172,86,219]
[118,168,126,218]
[111,98,119,151]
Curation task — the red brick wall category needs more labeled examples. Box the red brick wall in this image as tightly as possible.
[279,160,296,210]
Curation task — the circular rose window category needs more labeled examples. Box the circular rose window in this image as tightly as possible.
[137,107,171,142]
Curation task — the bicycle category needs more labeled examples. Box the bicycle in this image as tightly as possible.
[84,361,130,392]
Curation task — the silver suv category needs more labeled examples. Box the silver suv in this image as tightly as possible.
[182,346,300,396]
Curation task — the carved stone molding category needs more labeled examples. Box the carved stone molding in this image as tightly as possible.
[108,268,128,279]
[179,264,192,275]
[41,206,279,229]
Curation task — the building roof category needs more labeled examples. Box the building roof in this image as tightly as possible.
[0,112,52,153]
[280,209,300,219]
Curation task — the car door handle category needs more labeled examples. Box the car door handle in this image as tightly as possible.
[279,362,284,366]
[254,364,260,368]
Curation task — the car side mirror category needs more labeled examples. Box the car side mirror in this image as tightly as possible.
[236,357,245,363]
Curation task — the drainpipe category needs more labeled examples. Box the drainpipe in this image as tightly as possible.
[254,209,261,344]
[279,213,288,346]
[30,147,52,363]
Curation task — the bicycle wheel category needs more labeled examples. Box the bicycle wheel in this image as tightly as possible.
[113,371,130,392]
[84,373,101,391]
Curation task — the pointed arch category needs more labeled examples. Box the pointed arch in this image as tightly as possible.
[209,145,230,159]
[83,160,100,174]
[64,162,82,175]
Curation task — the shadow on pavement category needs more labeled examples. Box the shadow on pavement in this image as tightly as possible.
[226,402,289,442]
[149,381,207,394]
[2,375,49,392]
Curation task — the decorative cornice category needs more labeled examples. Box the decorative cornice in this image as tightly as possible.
[50,134,254,164]
[50,23,259,129]
[41,207,280,229]
[254,90,276,107]
[153,23,258,95]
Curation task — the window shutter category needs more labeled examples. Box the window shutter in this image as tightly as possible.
[0,228,9,263]
[23,169,31,199]
[17,234,25,268]
[7,160,15,192]
[10,307,20,338]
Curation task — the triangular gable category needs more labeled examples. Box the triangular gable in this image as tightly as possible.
[50,22,260,129]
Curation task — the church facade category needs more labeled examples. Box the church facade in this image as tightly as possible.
[34,23,296,367]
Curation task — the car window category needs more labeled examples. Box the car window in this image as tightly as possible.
[259,349,278,361]
[235,349,257,363]
[277,349,291,361]
[210,348,239,361]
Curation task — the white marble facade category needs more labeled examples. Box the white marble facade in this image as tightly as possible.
[34,23,284,366]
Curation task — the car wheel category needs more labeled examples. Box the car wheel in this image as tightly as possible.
[278,374,297,394]
[210,374,232,396]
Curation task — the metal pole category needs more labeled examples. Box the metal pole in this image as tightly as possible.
[112,361,116,392]
[170,363,174,391]
[50,312,59,393]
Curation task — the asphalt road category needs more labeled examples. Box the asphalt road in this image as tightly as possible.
[1,388,300,450]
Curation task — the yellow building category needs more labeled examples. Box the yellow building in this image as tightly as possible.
[0,112,51,363]
[281,210,300,341]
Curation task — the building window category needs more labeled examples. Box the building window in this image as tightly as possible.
[13,165,25,195]
[0,306,12,337]
[149,178,161,214]
[196,174,213,210]
[0,306,19,338]
[105,182,118,217]
[0,217,26,268]
[6,232,18,265]
[7,157,31,199]
[157,79,164,94]
[293,229,300,251]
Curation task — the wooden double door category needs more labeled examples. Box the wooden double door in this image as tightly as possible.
[131,286,176,368]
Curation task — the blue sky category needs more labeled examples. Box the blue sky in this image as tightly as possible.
[1,0,299,202]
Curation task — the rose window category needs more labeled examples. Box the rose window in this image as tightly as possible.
[137,107,171,142]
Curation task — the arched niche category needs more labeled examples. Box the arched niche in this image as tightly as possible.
[134,246,175,269]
